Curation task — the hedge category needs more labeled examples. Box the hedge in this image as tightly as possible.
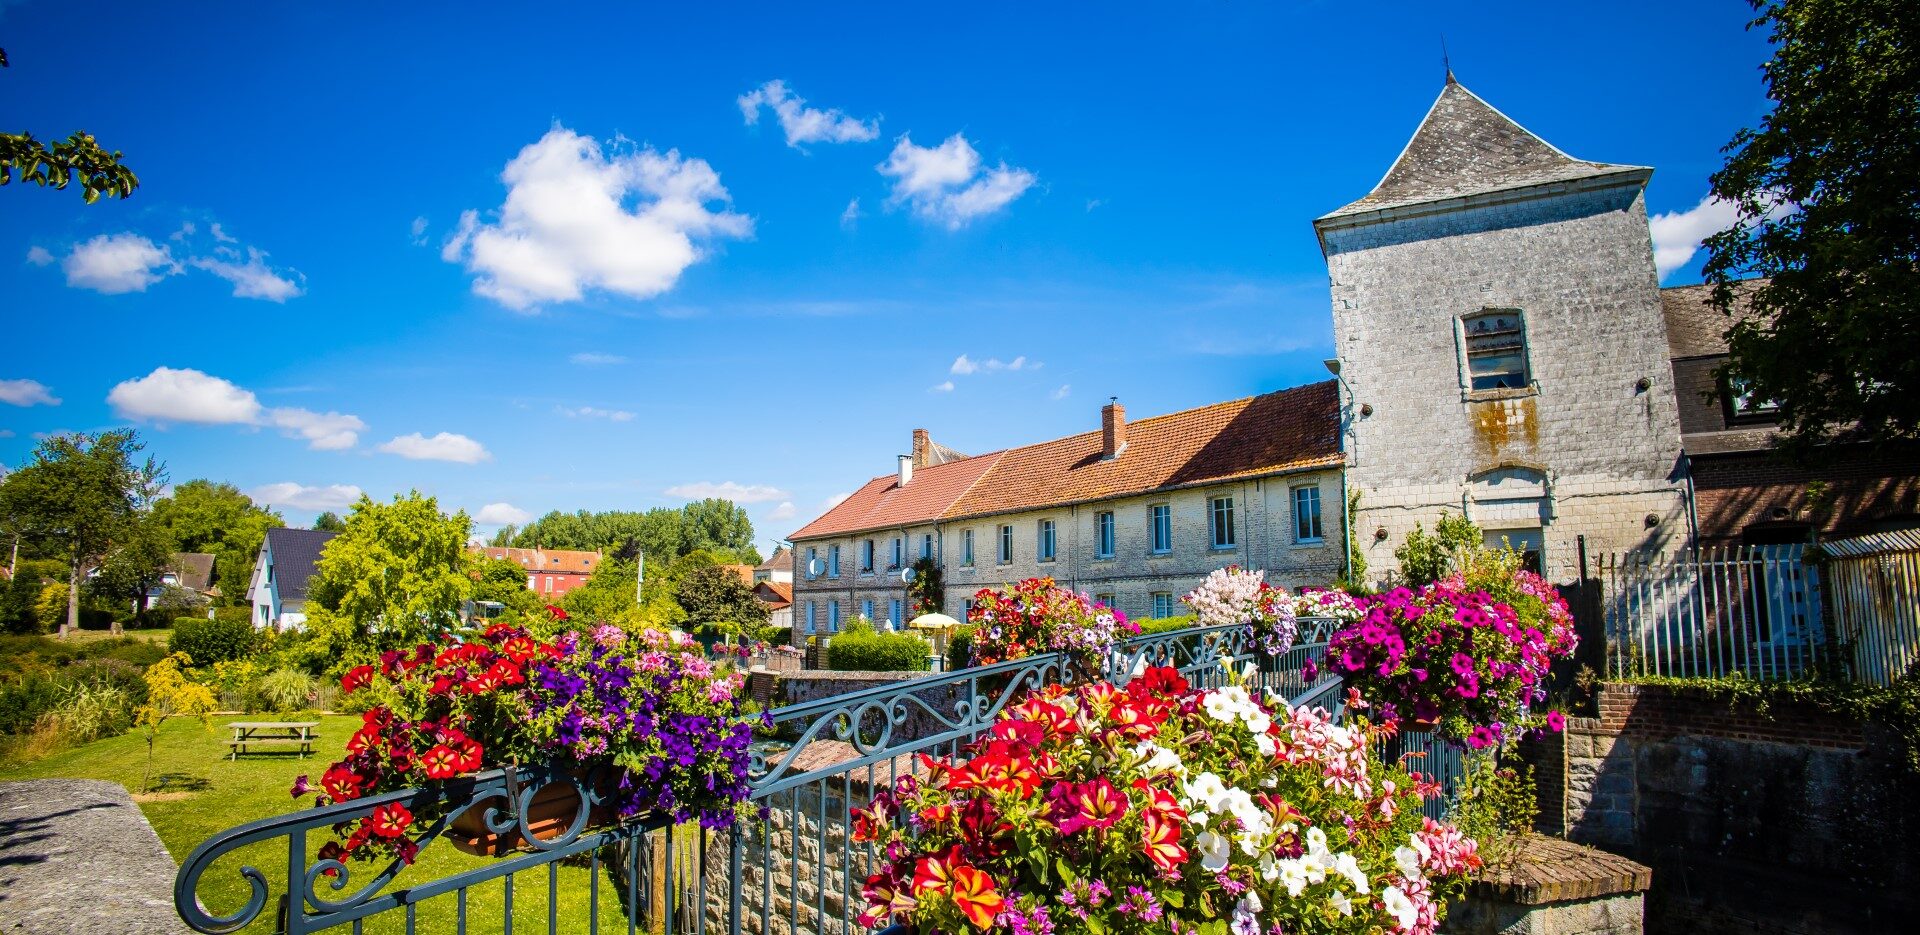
[170,616,259,666]
[828,622,932,673]
[1136,614,1199,636]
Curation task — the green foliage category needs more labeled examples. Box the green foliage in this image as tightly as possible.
[948,625,975,672]
[304,491,472,668]
[511,500,757,561]
[1703,0,1920,457]
[34,678,137,744]
[0,561,61,633]
[674,563,769,642]
[1619,670,1920,773]
[469,553,541,612]
[256,668,317,712]
[907,556,944,615]
[312,511,347,533]
[33,582,67,632]
[1447,754,1540,870]
[1135,614,1199,635]
[1393,512,1482,587]
[828,620,932,672]
[0,125,139,202]
[0,430,166,635]
[169,616,258,666]
[149,479,283,602]
[135,652,217,790]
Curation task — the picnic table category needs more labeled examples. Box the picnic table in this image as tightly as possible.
[226,721,319,760]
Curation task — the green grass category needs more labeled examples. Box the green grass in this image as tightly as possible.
[0,716,677,934]
[59,627,174,645]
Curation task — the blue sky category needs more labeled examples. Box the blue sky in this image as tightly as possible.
[0,1,1774,552]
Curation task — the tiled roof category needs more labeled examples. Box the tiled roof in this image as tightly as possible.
[718,564,755,587]
[169,552,216,592]
[1320,77,1647,222]
[754,546,792,573]
[264,528,337,601]
[948,381,1342,519]
[755,580,794,608]
[789,452,1005,540]
[476,547,601,574]
[1662,279,1767,359]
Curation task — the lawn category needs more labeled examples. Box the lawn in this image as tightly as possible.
[0,715,681,934]
[58,626,175,645]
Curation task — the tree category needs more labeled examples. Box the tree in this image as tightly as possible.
[469,552,540,613]
[0,430,165,637]
[150,480,284,600]
[906,556,944,615]
[0,48,139,203]
[488,524,515,547]
[304,492,472,667]
[134,652,216,791]
[674,564,768,644]
[1702,0,1920,457]
[90,512,173,621]
[512,502,758,562]
[312,511,347,533]
[1393,512,1483,588]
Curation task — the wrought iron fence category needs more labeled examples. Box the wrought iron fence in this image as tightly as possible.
[1601,543,1822,680]
[174,621,1345,935]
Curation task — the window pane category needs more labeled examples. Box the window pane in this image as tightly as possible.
[1463,309,1529,390]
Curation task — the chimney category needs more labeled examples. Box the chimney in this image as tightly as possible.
[897,453,914,487]
[912,429,930,469]
[1101,397,1127,460]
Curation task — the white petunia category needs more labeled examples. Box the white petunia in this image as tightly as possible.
[1329,891,1354,916]
[1196,831,1232,872]
[1333,852,1371,893]
[1278,859,1311,897]
[1185,772,1228,810]
[1305,825,1330,856]
[1382,886,1418,931]
[1394,845,1422,878]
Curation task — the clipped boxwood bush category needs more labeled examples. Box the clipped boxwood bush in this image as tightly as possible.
[170,616,259,666]
[828,621,932,673]
[1137,613,1198,636]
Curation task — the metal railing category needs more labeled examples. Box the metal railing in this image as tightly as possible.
[1601,543,1822,680]
[174,621,1344,935]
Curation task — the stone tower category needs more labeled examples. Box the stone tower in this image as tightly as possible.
[1314,76,1687,584]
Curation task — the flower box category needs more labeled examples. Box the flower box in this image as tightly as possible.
[445,769,618,857]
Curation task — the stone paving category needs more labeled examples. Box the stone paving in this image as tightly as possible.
[0,779,187,935]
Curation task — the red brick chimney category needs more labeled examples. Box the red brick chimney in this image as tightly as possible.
[1101,398,1126,459]
[912,429,930,469]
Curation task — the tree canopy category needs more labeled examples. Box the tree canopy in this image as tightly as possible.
[304,491,472,666]
[149,480,284,599]
[0,430,165,635]
[1703,0,1920,457]
[511,500,759,564]
[674,564,768,643]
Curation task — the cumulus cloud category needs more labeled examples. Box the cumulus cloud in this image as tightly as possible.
[442,127,752,311]
[1649,193,1796,280]
[60,233,180,293]
[930,380,955,393]
[191,247,304,302]
[106,367,364,449]
[950,355,979,375]
[251,482,364,512]
[475,502,533,525]
[0,379,60,407]
[664,480,790,503]
[950,354,1038,377]
[377,432,492,464]
[569,352,627,366]
[737,80,879,147]
[25,246,53,266]
[878,134,1035,229]
[767,501,798,521]
[558,405,635,421]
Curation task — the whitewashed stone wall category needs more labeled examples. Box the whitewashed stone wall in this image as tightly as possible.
[1322,182,1688,585]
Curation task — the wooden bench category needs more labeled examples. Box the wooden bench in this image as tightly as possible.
[226,721,319,760]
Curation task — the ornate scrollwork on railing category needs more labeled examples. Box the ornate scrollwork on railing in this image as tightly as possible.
[173,763,659,935]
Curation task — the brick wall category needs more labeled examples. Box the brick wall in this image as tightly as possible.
[1538,682,1920,935]
[1691,445,1920,543]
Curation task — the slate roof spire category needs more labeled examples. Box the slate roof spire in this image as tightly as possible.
[1319,78,1648,222]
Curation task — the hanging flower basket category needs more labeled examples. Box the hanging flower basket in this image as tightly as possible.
[445,769,619,857]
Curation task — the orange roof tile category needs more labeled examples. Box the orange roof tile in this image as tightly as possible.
[475,546,602,574]
[755,580,794,608]
[949,381,1342,518]
[789,450,1005,540]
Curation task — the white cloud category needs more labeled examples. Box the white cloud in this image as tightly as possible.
[191,247,304,302]
[822,491,853,511]
[840,197,861,230]
[570,352,627,366]
[737,80,879,147]
[442,127,752,311]
[950,354,979,375]
[410,216,429,245]
[475,502,533,525]
[1649,193,1796,280]
[1052,384,1071,400]
[106,367,362,449]
[61,233,180,293]
[664,480,790,503]
[930,380,955,393]
[209,222,237,244]
[250,482,364,512]
[878,133,1035,229]
[558,405,635,421]
[767,501,797,521]
[108,367,262,424]
[377,432,492,464]
[950,353,1038,377]
[0,379,60,407]
[25,246,53,265]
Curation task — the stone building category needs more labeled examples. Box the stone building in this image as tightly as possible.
[787,383,1346,644]
[1315,74,1689,584]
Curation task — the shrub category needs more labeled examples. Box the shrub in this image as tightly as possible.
[947,625,975,671]
[829,621,932,672]
[171,616,258,666]
[256,668,316,712]
[213,605,253,628]
[36,679,137,744]
[77,608,116,631]
[1136,614,1198,635]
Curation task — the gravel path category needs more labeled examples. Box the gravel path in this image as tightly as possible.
[0,779,188,935]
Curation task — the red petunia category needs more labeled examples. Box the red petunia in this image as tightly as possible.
[1142,810,1188,874]
[421,744,461,780]
[451,738,484,772]
[912,846,965,895]
[949,866,1005,929]
[367,802,413,839]
[1056,777,1128,835]
[340,665,376,694]
[321,765,364,802]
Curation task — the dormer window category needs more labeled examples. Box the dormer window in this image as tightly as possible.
[1462,308,1530,391]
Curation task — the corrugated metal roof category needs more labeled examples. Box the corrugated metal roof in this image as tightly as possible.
[1821,529,1920,558]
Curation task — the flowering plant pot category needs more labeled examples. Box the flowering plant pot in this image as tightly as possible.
[1324,561,1577,749]
[445,769,619,857]
[854,666,1481,935]
[1183,566,1299,657]
[293,621,757,866]
[965,578,1136,672]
